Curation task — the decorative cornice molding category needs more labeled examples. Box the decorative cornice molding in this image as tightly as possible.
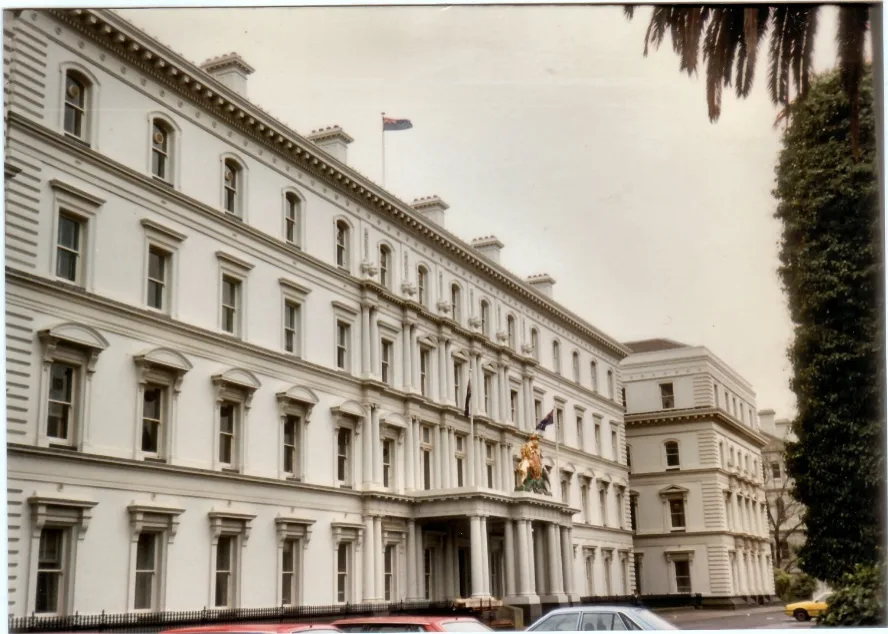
[625,406,767,447]
[43,9,630,360]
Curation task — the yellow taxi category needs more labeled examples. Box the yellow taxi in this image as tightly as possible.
[785,591,832,621]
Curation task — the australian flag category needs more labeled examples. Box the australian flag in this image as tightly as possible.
[464,380,472,417]
[383,117,413,131]
[536,409,555,433]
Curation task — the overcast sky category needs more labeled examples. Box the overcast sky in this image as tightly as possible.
[117,4,859,419]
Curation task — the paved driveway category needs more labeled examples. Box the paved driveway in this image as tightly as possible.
[656,606,815,630]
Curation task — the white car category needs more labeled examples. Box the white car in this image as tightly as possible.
[526,606,679,631]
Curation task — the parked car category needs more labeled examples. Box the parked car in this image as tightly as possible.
[161,625,342,634]
[525,606,679,631]
[332,616,492,632]
[784,591,832,621]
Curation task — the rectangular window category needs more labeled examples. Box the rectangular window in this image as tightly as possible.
[453,361,462,404]
[594,422,602,456]
[607,370,614,400]
[337,428,351,484]
[534,399,542,423]
[485,443,495,489]
[281,538,299,605]
[674,560,691,593]
[576,416,584,449]
[134,532,159,610]
[510,390,519,421]
[35,527,66,614]
[221,276,240,335]
[384,544,395,601]
[56,214,83,283]
[585,554,595,595]
[284,301,299,354]
[47,363,76,443]
[669,498,686,530]
[455,435,465,487]
[556,408,564,444]
[146,246,168,311]
[419,349,429,396]
[219,402,236,466]
[382,439,393,488]
[616,493,624,529]
[336,543,349,602]
[561,477,569,504]
[283,415,299,476]
[630,496,638,531]
[381,340,393,385]
[660,382,675,409]
[589,361,598,392]
[421,426,433,491]
[581,484,589,522]
[611,429,619,462]
[214,535,235,607]
[141,385,165,456]
[771,462,781,479]
[599,488,608,526]
[483,374,491,412]
[336,322,350,370]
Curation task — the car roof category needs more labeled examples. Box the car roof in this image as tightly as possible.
[333,617,480,624]
[162,625,340,633]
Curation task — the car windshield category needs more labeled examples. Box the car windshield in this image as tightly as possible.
[625,608,679,630]
[814,592,832,603]
[440,622,492,632]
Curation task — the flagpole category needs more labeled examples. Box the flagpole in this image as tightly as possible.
[555,411,561,499]
[381,111,386,187]
[467,380,475,488]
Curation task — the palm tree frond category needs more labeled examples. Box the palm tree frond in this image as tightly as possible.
[624,6,635,20]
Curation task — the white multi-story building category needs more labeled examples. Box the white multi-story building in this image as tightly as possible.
[4,8,635,620]
[620,339,775,606]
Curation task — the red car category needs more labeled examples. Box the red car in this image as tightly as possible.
[162,625,342,634]
[332,616,492,633]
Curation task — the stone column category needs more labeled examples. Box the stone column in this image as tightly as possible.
[405,421,415,491]
[416,525,425,598]
[500,364,508,422]
[402,322,412,391]
[363,516,376,601]
[361,303,371,376]
[442,428,451,489]
[516,519,531,596]
[438,337,447,404]
[445,341,454,405]
[371,405,382,486]
[533,523,545,595]
[448,428,457,487]
[527,521,537,595]
[443,529,454,599]
[435,425,443,489]
[480,516,490,596]
[470,516,484,597]
[362,408,373,486]
[500,444,510,492]
[374,516,384,600]
[449,529,460,598]
[407,520,418,599]
[504,520,516,597]
[413,326,421,391]
[738,551,749,594]
[561,527,574,597]
[547,523,564,596]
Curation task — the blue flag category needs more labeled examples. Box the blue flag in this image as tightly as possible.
[536,409,554,433]
[383,117,413,131]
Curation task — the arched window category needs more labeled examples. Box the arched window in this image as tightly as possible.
[417,266,428,306]
[531,328,539,360]
[222,158,243,216]
[572,351,580,382]
[285,192,301,246]
[379,245,392,288]
[64,70,89,141]
[665,441,680,469]
[552,340,561,374]
[505,315,515,349]
[150,119,173,182]
[450,284,461,321]
[729,447,735,467]
[607,370,615,399]
[480,300,490,336]
[335,220,350,270]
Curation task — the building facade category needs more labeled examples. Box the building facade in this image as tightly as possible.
[620,339,776,606]
[4,8,636,619]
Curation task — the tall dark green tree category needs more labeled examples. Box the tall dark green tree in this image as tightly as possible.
[773,66,883,584]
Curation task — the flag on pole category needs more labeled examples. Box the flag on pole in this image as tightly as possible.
[383,116,413,131]
[536,409,555,433]
[464,380,472,417]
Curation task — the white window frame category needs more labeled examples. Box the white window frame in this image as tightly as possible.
[211,369,260,473]
[208,511,254,609]
[127,502,183,612]
[279,278,311,357]
[49,180,103,291]
[480,301,490,337]
[220,154,248,219]
[331,523,363,603]
[331,405,362,488]
[133,348,192,462]
[283,189,305,248]
[590,361,598,392]
[27,495,97,616]
[552,340,561,374]
[455,434,466,487]
[416,265,429,306]
[276,385,318,481]
[572,351,580,383]
[59,63,99,147]
[598,484,609,527]
[450,283,462,323]
[660,382,676,409]
[419,347,430,396]
[334,218,352,272]
[378,243,394,289]
[37,323,108,451]
[664,439,681,470]
[665,551,694,593]
[484,441,497,489]
[506,314,516,349]
[275,517,314,606]
[216,252,253,338]
[332,302,358,373]
[140,219,186,318]
[575,410,585,452]
[381,338,394,386]
[146,113,181,187]
[661,488,689,532]
[420,425,434,491]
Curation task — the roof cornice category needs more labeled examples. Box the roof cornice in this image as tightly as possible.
[625,406,768,447]
[48,8,629,360]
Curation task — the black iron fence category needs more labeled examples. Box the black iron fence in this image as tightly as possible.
[8,594,703,634]
[8,600,498,634]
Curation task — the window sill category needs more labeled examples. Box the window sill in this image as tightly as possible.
[221,466,241,474]
[286,475,303,483]
[48,442,77,451]
[670,528,687,533]
[143,456,167,464]
[151,175,175,188]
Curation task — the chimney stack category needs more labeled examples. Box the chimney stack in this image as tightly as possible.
[308,126,354,165]
[411,196,449,227]
[526,274,556,298]
[471,236,504,264]
[200,52,255,98]
[757,408,776,434]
